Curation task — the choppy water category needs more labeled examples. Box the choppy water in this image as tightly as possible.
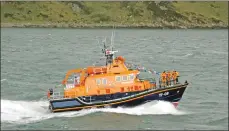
[1,28,228,130]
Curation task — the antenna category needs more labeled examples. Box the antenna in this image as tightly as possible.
[96,37,102,53]
[101,37,107,54]
[99,26,118,66]
[110,25,116,51]
[110,31,113,50]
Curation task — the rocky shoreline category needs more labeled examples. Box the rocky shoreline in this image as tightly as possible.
[1,23,228,29]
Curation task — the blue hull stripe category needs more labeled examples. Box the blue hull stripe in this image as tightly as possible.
[52,100,81,108]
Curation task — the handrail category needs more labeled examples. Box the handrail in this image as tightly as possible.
[49,92,64,100]
[62,68,83,85]
[159,78,180,87]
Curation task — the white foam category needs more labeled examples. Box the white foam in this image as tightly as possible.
[1,99,187,124]
[183,53,193,57]
[96,101,187,115]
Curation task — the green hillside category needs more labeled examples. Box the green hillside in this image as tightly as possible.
[1,1,228,28]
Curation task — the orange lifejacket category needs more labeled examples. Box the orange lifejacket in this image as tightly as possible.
[172,71,177,79]
[176,72,179,77]
[166,72,171,80]
[161,73,166,81]
[172,71,177,78]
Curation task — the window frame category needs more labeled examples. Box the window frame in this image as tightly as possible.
[129,74,135,80]
[115,76,121,82]
[96,79,101,85]
[102,78,107,85]
[122,75,128,81]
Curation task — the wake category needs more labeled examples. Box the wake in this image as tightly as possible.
[1,99,188,124]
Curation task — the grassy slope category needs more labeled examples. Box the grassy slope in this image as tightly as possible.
[1,1,228,28]
[173,2,228,24]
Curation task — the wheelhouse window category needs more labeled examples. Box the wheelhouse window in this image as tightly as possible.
[129,74,135,80]
[102,78,107,85]
[96,79,101,85]
[122,75,128,81]
[115,76,121,82]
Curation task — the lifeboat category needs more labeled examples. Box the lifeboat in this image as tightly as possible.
[47,37,189,113]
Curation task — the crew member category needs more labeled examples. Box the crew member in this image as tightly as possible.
[47,90,50,98]
[49,88,53,95]
[172,70,177,84]
[175,71,179,83]
[74,75,80,86]
[160,71,167,87]
[47,88,53,99]
[166,71,172,86]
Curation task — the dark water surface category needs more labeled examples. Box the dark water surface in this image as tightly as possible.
[1,28,228,130]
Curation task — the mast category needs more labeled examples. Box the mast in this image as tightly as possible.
[101,27,118,66]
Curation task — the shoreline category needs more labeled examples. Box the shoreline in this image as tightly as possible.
[1,23,228,29]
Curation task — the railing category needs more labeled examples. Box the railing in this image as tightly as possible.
[49,92,65,100]
[139,78,156,83]
[48,84,70,100]
[65,84,75,89]
[159,78,180,88]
